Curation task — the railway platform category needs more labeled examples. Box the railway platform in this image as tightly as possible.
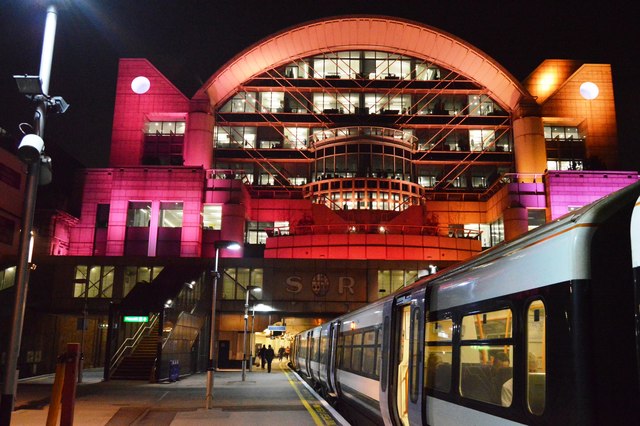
[9,359,349,425]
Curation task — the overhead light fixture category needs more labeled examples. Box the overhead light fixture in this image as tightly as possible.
[13,75,44,96]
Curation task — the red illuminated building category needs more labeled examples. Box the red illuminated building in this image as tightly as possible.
[1,16,637,380]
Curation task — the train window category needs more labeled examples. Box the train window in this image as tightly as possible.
[342,334,353,369]
[320,331,329,364]
[336,334,344,369]
[459,309,513,406]
[352,333,363,371]
[526,300,546,415]
[410,307,422,402]
[362,330,377,376]
[425,318,453,392]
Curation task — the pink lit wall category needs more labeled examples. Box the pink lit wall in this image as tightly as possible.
[547,171,639,220]
[110,59,190,167]
[68,167,206,257]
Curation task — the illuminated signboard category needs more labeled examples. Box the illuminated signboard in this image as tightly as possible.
[123,316,149,323]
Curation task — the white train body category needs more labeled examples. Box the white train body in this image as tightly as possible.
[293,182,640,425]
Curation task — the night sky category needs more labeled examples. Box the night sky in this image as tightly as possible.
[1,0,638,170]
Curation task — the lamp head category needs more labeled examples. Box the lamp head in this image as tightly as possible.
[18,134,44,163]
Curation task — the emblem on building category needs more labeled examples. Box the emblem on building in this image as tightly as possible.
[311,273,330,297]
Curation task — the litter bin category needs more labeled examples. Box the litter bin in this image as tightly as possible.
[169,360,180,382]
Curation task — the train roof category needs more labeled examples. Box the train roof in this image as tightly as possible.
[410,180,640,292]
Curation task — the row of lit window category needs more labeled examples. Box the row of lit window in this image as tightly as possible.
[214,126,510,153]
[283,50,446,81]
[220,92,499,117]
[144,121,186,135]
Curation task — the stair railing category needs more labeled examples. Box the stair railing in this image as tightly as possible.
[108,314,159,379]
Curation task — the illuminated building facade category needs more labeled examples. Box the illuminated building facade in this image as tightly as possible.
[1,17,637,379]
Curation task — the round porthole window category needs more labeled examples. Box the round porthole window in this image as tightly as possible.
[579,81,599,100]
[131,76,151,94]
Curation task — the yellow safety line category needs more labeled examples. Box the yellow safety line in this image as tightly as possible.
[281,363,336,426]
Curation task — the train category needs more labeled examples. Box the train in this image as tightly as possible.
[291,181,640,425]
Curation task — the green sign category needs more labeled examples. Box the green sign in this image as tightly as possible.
[123,315,149,323]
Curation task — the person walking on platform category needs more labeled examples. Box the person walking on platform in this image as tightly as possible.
[258,345,266,369]
[265,345,275,373]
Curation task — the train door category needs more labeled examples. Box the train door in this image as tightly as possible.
[631,191,640,381]
[394,294,413,426]
[305,331,312,378]
[327,320,341,396]
[408,288,426,425]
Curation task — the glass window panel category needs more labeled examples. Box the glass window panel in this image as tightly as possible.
[461,309,513,340]
[221,272,235,300]
[127,202,151,227]
[203,205,222,230]
[425,346,452,392]
[363,347,376,375]
[460,345,513,405]
[426,319,454,342]
[160,202,183,227]
[352,346,362,372]
[527,300,546,415]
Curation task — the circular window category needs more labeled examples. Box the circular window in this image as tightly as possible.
[131,76,151,94]
[579,82,599,100]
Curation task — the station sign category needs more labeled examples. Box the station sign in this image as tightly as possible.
[268,325,286,332]
[123,315,149,323]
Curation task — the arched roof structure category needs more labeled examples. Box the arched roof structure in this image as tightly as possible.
[195,16,529,111]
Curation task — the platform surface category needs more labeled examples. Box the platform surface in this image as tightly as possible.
[9,359,349,425]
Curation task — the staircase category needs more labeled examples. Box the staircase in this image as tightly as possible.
[110,322,159,380]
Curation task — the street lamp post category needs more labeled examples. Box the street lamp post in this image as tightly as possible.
[249,304,255,372]
[205,240,240,409]
[1,4,67,424]
[242,286,261,381]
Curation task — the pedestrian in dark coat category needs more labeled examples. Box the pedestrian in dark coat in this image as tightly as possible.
[265,345,276,373]
[258,346,266,369]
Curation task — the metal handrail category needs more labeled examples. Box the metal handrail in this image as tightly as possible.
[108,314,159,378]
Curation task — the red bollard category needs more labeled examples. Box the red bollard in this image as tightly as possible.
[60,343,80,426]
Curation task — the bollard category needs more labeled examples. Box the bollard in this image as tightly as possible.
[46,354,67,426]
[60,343,80,426]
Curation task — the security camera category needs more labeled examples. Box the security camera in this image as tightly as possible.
[18,134,44,163]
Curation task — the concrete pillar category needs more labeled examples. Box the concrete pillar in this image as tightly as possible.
[184,111,214,169]
[148,200,160,256]
[513,116,547,182]
[503,205,528,242]
[221,203,246,257]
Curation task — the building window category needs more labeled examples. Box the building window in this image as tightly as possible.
[127,202,151,227]
[468,95,495,116]
[214,126,257,148]
[283,127,309,149]
[160,202,183,228]
[144,121,185,135]
[490,217,505,246]
[123,266,164,297]
[96,204,110,228]
[246,221,272,244]
[73,265,114,298]
[221,267,263,300]
[203,205,222,230]
[0,215,16,245]
[219,92,257,113]
[259,92,284,113]
[377,270,419,297]
[0,163,21,189]
[527,209,546,231]
[0,266,16,291]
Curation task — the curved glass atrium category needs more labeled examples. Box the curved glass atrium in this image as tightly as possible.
[213,50,513,211]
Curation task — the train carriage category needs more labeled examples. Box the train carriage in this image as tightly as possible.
[293,181,640,425]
